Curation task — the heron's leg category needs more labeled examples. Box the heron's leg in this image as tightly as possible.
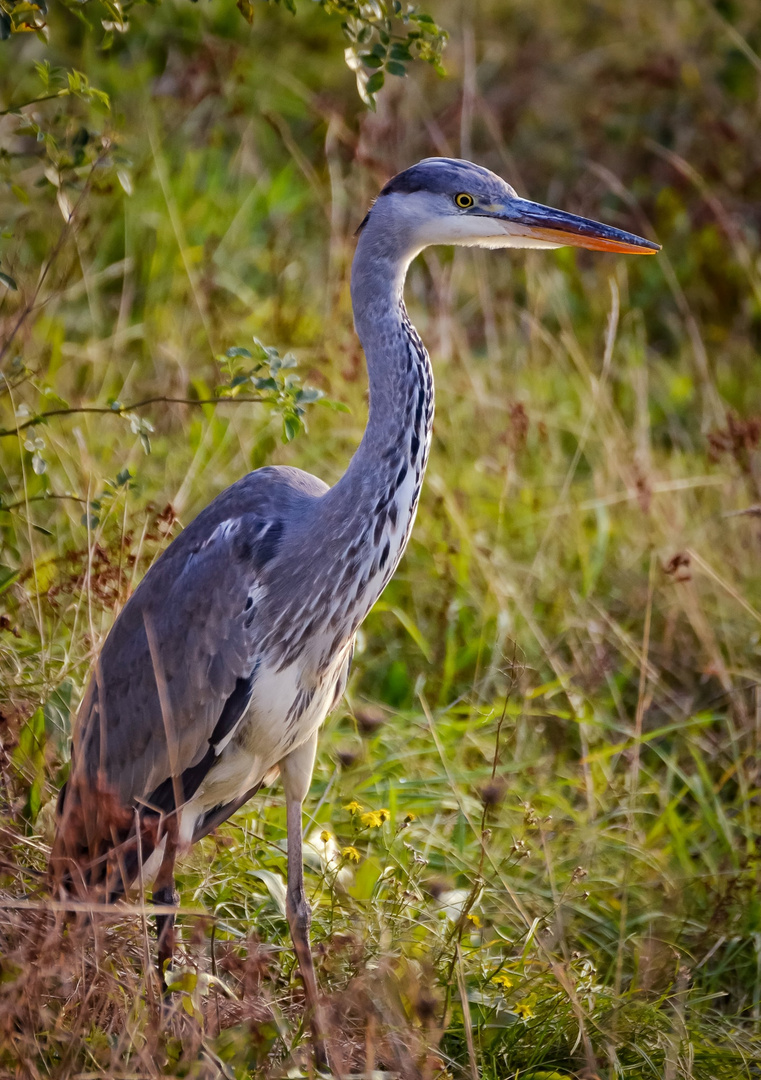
[152,819,179,991]
[280,731,328,1071]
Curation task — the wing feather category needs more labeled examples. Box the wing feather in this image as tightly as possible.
[68,467,327,812]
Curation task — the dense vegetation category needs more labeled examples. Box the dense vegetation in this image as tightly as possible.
[2,0,761,1076]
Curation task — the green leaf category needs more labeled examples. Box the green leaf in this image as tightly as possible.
[34,59,52,90]
[165,969,198,994]
[283,414,301,442]
[116,168,132,196]
[295,386,323,404]
[26,778,42,824]
[44,681,73,749]
[365,71,385,95]
[317,398,351,413]
[390,42,412,61]
[13,707,46,821]
[41,386,69,409]
[386,60,406,77]
[0,272,18,291]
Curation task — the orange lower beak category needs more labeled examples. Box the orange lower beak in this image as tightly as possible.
[498,198,660,255]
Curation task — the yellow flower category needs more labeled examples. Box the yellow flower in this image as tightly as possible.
[513,995,536,1020]
[492,973,513,991]
[404,812,417,823]
[466,913,482,929]
[342,845,361,863]
[319,829,331,844]
[360,811,383,828]
[377,808,390,822]
[343,800,363,815]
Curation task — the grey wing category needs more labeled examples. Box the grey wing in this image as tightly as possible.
[72,511,283,809]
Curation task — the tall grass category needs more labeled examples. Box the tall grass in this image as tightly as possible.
[2,0,761,1075]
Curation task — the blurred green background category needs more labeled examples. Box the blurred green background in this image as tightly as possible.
[1,1,761,1077]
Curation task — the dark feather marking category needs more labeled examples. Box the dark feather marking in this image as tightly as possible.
[146,666,257,814]
[210,667,257,750]
[285,686,314,730]
[329,644,354,712]
[254,518,284,568]
[234,535,254,563]
[278,638,308,671]
[379,539,391,569]
[415,385,425,429]
[192,780,263,843]
[373,513,386,545]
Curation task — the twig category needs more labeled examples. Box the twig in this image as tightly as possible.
[0,394,267,438]
[0,492,87,513]
[0,90,69,117]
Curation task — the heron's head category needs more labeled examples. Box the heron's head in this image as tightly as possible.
[360,157,659,257]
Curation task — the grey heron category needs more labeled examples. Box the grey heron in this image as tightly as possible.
[51,157,658,1063]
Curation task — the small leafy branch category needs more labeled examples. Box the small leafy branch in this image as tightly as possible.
[262,0,447,107]
[0,340,331,515]
[219,338,335,443]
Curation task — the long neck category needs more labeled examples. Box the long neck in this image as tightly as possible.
[347,236,433,485]
[319,218,434,622]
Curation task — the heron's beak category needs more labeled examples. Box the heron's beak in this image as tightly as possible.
[495,197,660,255]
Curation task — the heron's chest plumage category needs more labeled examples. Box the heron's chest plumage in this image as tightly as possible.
[180,641,351,829]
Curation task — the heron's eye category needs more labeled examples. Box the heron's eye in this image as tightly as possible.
[454,192,474,209]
